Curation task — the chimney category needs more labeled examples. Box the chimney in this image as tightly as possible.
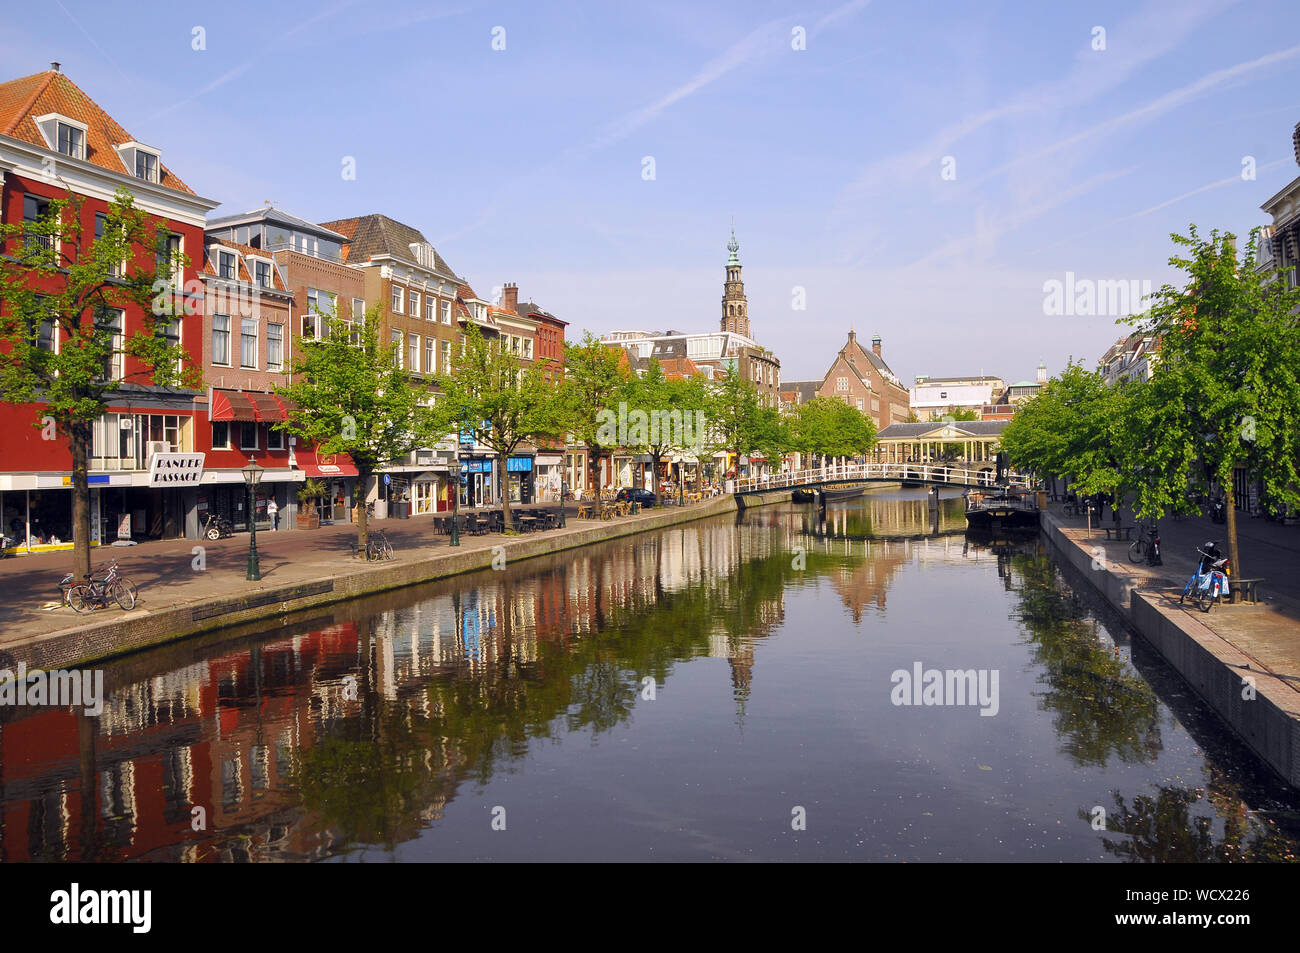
[502,282,518,311]
[50,62,61,73]
[871,333,882,357]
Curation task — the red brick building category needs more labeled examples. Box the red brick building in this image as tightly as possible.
[0,66,219,551]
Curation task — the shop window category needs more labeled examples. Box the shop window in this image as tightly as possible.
[212,421,231,449]
[240,422,258,450]
[267,425,284,450]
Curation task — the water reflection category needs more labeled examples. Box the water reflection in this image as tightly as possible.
[1,490,1298,861]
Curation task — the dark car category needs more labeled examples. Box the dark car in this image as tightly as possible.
[616,488,657,507]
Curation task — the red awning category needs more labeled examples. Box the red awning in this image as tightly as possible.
[210,389,292,423]
[296,449,359,478]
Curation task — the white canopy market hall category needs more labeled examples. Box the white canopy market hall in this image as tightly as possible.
[871,420,1008,465]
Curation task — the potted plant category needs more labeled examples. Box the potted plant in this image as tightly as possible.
[297,478,326,529]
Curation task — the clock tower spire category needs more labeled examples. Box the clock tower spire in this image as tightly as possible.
[721,224,750,337]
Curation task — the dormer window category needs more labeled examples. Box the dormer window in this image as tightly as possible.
[58,122,84,159]
[218,250,236,279]
[135,150,159,183]
[35,114,89,160]
[112,141,162,184]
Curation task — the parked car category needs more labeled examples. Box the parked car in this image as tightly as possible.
[616,488,657,507]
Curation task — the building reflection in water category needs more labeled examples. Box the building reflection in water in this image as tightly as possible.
[1,492,1293,862]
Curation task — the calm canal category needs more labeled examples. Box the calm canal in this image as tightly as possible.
[4,488,1299,862]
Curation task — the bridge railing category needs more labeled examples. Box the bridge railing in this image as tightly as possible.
[731,462,1034,494]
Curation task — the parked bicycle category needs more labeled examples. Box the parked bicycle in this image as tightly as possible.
[355,529,394,561]
[1128,522,1162,565]
[62,559,138,613]
[1179,543,1230,613]
[201,512,234,540]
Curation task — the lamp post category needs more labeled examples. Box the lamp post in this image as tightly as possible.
[559,480,567,528]
[242,456,264,581]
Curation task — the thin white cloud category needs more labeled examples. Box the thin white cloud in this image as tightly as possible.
[840,0,1238,198]
[586,0,872,153]
[906,166,1139,269]
[151,63,253,119]
[973,42,1300,190]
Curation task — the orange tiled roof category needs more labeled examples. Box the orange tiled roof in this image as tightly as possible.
[202,238,289,291]
[0,68,194,194]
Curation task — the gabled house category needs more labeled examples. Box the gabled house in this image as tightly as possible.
[0,65,219,550]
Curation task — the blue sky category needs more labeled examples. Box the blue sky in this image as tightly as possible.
[5,0,1299,385]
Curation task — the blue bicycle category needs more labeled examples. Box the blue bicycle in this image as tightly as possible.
[1179,546,1230,613]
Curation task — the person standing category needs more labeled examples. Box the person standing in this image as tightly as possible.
[267,497,279,532]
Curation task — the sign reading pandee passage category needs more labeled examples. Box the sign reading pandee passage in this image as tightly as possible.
[148,452,206,487]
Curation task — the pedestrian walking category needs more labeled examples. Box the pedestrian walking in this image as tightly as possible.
[267,498,279,531]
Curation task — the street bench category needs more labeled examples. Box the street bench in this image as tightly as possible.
[1230,578,1265,605]
[1103,525,1134,541]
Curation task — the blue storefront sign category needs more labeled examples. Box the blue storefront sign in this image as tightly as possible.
[460,460,493,473]
[506,456,533,473]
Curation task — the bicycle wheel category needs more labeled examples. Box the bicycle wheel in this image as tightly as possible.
[382,540,394,560]
[66,584,93,613]
[1128,539,1147,564]
[116,575,139,605]
[110,580,136,611]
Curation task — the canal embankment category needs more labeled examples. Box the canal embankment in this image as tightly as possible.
[1040,505,1300,787]
[0,489,796,673]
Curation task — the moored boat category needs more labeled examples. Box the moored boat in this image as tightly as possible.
[964,487,1040,531]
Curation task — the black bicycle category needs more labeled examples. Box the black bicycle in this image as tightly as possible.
[1128,522,1160,564]
[62,559,138,613]
[355,529,394,561]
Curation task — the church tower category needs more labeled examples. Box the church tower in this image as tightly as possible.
[721,225,750,338]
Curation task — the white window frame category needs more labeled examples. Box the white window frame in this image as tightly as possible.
[391,286,404,313]
[240,421,259,451]
[409,291,421,317]
[392,329,403,367]
[212,313,231,366]
[408,332,420,372]
[267,322,284,371]
[425,337,436,374]
[425,296,436,321]
[211,420,231,450]
[441,300,451,324]
[240,318,258,369]
[96,306,125,381]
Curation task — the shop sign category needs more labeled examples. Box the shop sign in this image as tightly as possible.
[148,452,205,487]
[507,456,533,472]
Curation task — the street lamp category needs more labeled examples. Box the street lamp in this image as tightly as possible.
[559,480,567,527]
[242,456,264,581]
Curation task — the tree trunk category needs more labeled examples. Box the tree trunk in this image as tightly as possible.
[70,419,92,580]
[1225,480,1241,579]
[356,471,370,552]
[500,454,512,530]
[586,441,601,497]
[651,449,661,504]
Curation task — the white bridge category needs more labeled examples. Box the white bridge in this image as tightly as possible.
[731,462,1036,494]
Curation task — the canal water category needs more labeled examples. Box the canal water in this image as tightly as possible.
[4,488,1299,862]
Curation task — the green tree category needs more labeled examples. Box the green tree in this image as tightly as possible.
[790,396,877,465]
[431,323,563,528]
[618,360,712,502]
[1000,363,1133,504]
[1124,226,1300,575]
[0,187,194,577]
[558,332,629,495]
[276,304,438,553]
